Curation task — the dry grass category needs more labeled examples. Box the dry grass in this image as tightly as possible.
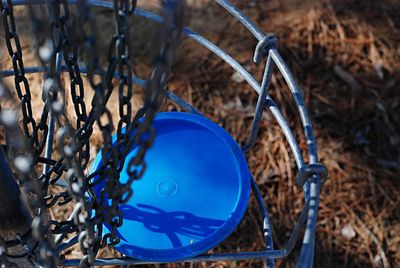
[1,0,399,267]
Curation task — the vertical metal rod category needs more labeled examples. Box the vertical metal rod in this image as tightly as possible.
[43,110,55,174]
[296,176,320,268]
[242,53,274,153]
[43,52,63,175]
[251,176,275,268]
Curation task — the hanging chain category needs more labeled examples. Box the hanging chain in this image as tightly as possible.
[0,0,185,267]
[0,0,59,267]
[48,0,90,168]
[45,1,102,266]
[0,0,49,157]
[115,0,134,136]
[123,0,185,188]
[100,0,185,248]
[0,80,59,268]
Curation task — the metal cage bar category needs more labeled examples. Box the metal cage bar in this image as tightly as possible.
[0,0,326,267]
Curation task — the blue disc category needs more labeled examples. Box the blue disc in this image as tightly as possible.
[90,112,250,261]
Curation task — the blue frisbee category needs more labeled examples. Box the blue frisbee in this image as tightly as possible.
[90,112,250,261]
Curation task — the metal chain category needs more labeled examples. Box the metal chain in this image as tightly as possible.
[49,0,90,168]
[100,0,185,248]
[115,0,134,135]
[124,0,185,185]
[0,1,59,267]
[0,0,185,267]
[45,1,100,266]
[0,0,49,157]
[0,83,59,268]
[95,0,137,248]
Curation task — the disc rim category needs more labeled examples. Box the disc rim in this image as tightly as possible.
[90,112,250,261]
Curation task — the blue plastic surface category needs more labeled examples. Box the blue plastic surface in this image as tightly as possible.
[90,112,250,261]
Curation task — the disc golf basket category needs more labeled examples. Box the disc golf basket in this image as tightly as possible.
[0,0,327,267]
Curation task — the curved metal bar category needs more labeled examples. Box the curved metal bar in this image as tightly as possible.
[214,2,321,265]
[267,99,305,169]
[7,0,307,171]
[269,50,318,163]
[60,172,309,265]
[0,65,201,117]
[1,67,305,173]
[242,53,274,153]
[133,5,318,265]
[7,0,320,266]
[214,0,319,164]
[9,0,306,169]
[215,0,264,40]
[251,175,274,267]
[2,65,303,264]
[135,6,307,171]
[62,249,288,267]
[1,66,48,77]
[11,0,308,226]
[164,91,203,116]
[296,175,320,268]
[269,49,321,268]
[0,65,147,87]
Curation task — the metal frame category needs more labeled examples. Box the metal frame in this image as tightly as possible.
[1,0,327,267]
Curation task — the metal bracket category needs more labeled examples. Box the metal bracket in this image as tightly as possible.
[253,34,278,64]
